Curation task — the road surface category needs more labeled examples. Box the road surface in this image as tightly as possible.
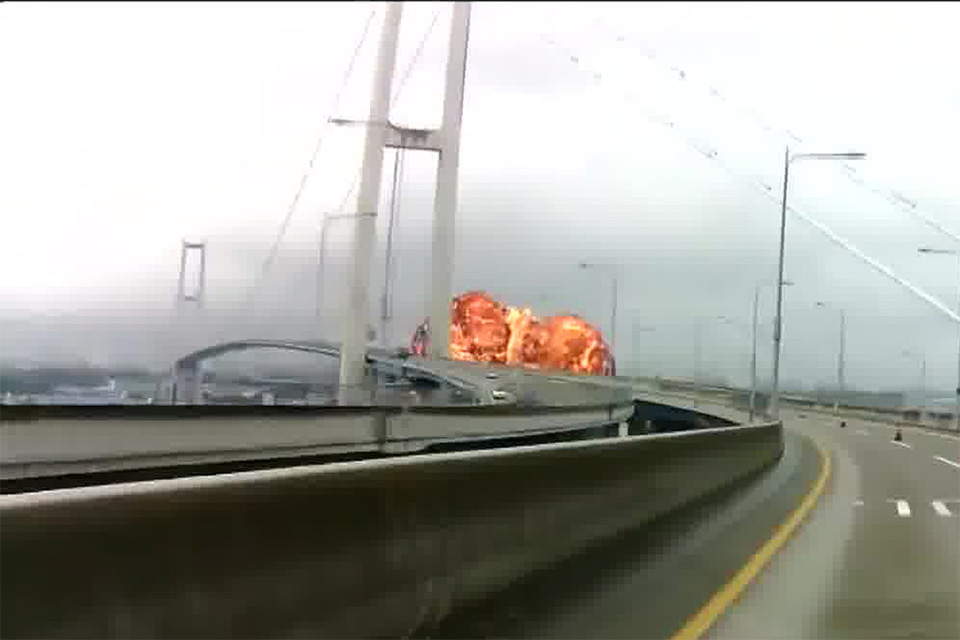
[709,408,959,640]
[429,408,960,639]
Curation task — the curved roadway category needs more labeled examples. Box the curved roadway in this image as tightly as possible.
[430,406,960,640]
[709,407,959,640]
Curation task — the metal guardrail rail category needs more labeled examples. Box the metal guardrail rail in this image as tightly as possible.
[636,385,959,434]
[635,376,957,428]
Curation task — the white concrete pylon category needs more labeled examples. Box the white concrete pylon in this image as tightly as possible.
[339,2,473,394]
[427,1,472,361]
[338,2,405,393]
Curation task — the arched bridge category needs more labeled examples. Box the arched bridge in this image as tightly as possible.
[168,339,633,407]
[169,339,494,405]
[175,339,346,371]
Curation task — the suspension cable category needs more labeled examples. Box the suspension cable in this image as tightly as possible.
[243,6,378,310]
[539,34,960,324]
[587,17,958,242]
[332,7,442,215]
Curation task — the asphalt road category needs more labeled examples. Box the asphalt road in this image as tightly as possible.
[427,427,823,639]
[428,408,959,640]
[709,408,960,640]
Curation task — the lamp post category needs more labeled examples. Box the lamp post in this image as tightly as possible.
[815,300,847,412]
[917,246,960,430]
[751,279,794,421]
[317,211,377,325]
[694,315,740,405]
[770,147,866,420]
[578,262,619,358]
[902,349,927,409]
[634,323,656,377]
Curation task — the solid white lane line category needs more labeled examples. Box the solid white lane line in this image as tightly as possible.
[932,501,952,517]
[934,455,960,470]
[894,500,911,517]
[892,441,912,449]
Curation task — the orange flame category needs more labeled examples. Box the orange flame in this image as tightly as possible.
[411,291,615,376]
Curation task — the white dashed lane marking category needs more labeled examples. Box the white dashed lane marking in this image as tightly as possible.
[893,499,911,517]
[932,501,953,517]
[934,455,960,470]
[856,429,870,436]
[892,440,912,449]
[854,499,958,517]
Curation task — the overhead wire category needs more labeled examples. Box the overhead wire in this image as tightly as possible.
[323,7,442,341]
[589,17,959,243]
[332,7,443,215]
[538,35,960,325]
[380,147,405,343]
[242,6,378,311]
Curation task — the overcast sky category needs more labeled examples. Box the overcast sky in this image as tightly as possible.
[1,1,958,397]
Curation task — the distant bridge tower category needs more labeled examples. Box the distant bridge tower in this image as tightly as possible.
[170,239,208,404]
[339,1,472,395]
[177,240,207,313]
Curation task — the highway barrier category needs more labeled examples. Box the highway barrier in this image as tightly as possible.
[0,402,635,484]
[615,375,954,430]
[636,386,959,435]
[0,420,783,639]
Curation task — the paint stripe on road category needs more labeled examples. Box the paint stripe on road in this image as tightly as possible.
[856,429,870,436]
[892,441,912,449]
[932,501,953,517]
[669,439,832,640]
[893,500,911,517]
[920,431,960,441]
[934,455,960,470]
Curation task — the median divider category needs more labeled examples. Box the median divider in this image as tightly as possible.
[0,419,783,639]
[0,402,635,483]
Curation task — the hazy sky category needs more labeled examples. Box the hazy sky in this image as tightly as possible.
[1,1,958,396]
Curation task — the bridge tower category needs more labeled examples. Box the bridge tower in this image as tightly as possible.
[177,240,207,314]
[170,239,208,404]
[338,2,472,397]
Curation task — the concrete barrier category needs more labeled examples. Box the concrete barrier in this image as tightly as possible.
[0,421,783,639]
[635,387,960,436]
[0,402,635,483]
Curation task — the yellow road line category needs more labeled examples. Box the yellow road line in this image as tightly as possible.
[669,438,833,640]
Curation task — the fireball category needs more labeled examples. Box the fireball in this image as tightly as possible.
[410,291,616,376]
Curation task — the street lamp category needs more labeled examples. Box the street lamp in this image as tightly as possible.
[902,349,927,409]
[634,323,656,377]
[578,262,619,357]
[694,315,740,404]
[917,246,960,430]
[814,300,847,412]
[317,211,377,323]
[770,148,866,420]
[751,279,794,421]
